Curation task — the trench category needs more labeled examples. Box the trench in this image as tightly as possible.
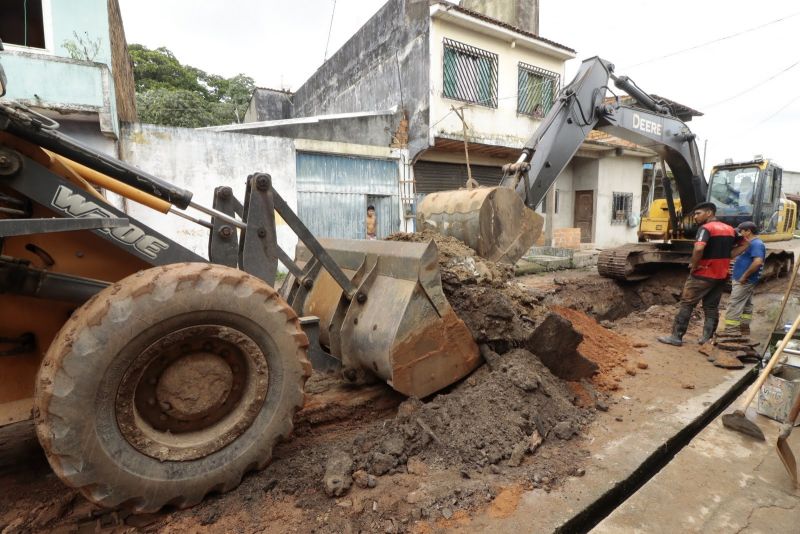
[558,366,757,533]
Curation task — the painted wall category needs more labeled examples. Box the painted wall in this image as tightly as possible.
[429,13,570,151]
[2,52,104,107]
[594,156,645,247]
[3,0,112,63]
[534,166,575,230]
[119,124,298,263]
[2,0,118,136]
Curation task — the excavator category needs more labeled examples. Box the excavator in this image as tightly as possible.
[634,157,796,280]
[0,43,479,512]
[418,56,794,280]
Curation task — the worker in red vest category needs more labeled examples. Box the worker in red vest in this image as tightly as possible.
[658,202,736,346]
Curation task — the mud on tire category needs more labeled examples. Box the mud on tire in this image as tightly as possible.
[34,263,311,513]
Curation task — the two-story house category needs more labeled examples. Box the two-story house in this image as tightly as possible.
[0,0,136,156]
[224,0,657,248]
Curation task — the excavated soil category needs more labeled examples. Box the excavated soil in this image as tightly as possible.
[0,232,694,534]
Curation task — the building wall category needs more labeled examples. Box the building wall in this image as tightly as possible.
[535,166,575,230]
[461,0,539,35]
[594,156,645,247]
[290,0,431,155]
[244,89,293,123]
[428,15,568,150]
[119,124,298,262]
[50,0,113,64]
[783,170,800,195]
[3,0,119,138]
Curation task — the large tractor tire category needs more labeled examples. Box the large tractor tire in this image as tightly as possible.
[34,263,311,513]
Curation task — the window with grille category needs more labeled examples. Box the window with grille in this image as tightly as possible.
[612,192,633,224]
[442,38,498,108]
[518,63,559,118]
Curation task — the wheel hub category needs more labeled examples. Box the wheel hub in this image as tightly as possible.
[116,324,270,461]
[155,352,234,422]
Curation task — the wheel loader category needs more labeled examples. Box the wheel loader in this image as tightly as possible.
[0,49,479,512]
[417,56,794,280]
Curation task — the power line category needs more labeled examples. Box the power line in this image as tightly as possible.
[323,0,337,63]
[702,58,800,109]
[624,10,800,69]
[753,93,800,128]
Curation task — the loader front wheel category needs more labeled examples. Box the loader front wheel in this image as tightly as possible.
[34,263,311,513]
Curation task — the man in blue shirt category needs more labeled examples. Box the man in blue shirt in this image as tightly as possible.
[721,221,765,338]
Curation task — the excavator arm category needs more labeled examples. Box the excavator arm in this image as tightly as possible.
[504,56,705,218]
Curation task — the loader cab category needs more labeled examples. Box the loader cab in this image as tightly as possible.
[708,158,782,235]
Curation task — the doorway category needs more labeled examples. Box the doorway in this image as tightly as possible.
[574,190,594,243]
[367,195,395,239]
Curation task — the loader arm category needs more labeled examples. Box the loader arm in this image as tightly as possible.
[506,56,705,225]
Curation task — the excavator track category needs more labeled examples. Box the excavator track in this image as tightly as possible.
[597,244,658,281]
[598,243,795,283]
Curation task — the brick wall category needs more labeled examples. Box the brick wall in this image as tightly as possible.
[551,228,581,250]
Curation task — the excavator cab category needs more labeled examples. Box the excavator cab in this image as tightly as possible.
[708,158,791,241]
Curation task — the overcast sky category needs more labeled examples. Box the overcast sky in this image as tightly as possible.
[118,0,800,172]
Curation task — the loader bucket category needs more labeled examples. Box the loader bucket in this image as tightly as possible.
[417,186,544,265]
[283,239,480,398]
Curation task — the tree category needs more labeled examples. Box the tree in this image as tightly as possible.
[129,45,255,127]
[136,89,218,129]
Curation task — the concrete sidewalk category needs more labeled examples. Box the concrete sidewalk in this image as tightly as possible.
[594,390,800,533]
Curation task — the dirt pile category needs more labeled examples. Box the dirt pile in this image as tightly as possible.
[349,348,588,474]
[388,229,513,286]
[551,306,635,392]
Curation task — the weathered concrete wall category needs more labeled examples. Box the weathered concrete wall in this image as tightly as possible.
[291,0,431,156]
[241,115,397,147]
[119,124,298,264]
[244,89,294,123]
[461,0,539,35]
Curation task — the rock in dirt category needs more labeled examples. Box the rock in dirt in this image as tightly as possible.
[526,313,598,381]
[382,436,405,457]
[552,421,577,440]
[529,429,543,452]
[711,352,745,369]
[507,440,529,467]
[370,452,397,476]
[352,470,376,489]
[324,450,354,497]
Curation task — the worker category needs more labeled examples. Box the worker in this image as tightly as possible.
[658,202,736,346]
[366,204,377,240]
[720,221,765,338]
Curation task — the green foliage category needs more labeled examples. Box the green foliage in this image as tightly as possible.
[130,45,255,127]
[62,31,102,62]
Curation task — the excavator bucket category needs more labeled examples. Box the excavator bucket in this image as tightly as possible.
[283,238,480,398]
[417,186,543,265]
